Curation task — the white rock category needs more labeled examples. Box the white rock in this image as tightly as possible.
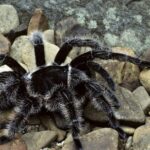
[0,5,19,34]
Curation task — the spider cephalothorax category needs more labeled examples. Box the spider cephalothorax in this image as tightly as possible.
[0,32,150,150]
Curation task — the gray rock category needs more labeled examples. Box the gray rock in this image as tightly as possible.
[0,5,19,34]
[1,0,150,54]
[62,128,119,150]
[133,124,150,150]
[114,86,145,124]
[133,86,150,114]
[22,130,57,150]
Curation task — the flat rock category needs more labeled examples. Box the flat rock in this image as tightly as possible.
[133,86,150,114]
[133,124,150,150]
[114,86,145,124]
[10,35,71,71]
[0,33,10,54]
[140,69,150,93]
[62,128,119,150]
[22,131,57,150]
[0,5,19,34]
[0,137,27,150]
[27,8,49,35]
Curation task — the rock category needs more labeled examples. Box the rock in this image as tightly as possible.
[114,86,145,124]
[62,128,119,150]
[139,70,150,93]
[27,8,49,35]
[40,115,67,142]
[133,124,150,150]
[0,137,27,150]
[133,86,150,114]
[125,136,133,150]
[0,34,11,54]
[96,47,140,90]
[121,126,135,135]
[10,35,71,71]
[44,29,55,44]
[22,131,57,150]
[0,5,19,34]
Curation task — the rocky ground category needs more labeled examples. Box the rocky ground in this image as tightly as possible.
[0,4,150,150]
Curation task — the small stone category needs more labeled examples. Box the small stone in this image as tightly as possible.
[139,69,150,93]
[121,126,135,135]
[0,33,10,54]
[125,136,133,150]
[0,137,27,150]
[22,131,57,150]
[62,128,119,150]
[133,86,150,114]
[0,5,19,34]
[27,8,49,35]
[114,86,145,124]
[44,29,55,44]
[133,124,150,150]
[40,115,67,142]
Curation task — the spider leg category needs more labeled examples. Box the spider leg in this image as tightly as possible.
[87,61,115,91]
[0,97,33,144]
[71,50,150,69]
[80,80,126,139]
[83,80,120,108]
[92,95,126,139]
[46,86,83,150]
[54,38,101,64]
[0,54,26,75]
[29,31,46,67]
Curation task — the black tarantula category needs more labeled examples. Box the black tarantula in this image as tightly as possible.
[0,32,150,150]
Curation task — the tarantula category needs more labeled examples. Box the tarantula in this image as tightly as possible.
[0,32,150,150]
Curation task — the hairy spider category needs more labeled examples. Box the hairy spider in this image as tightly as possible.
[0,32,150,150]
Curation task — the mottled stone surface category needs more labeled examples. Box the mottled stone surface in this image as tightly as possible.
[1,0,150,54]
[0,4,19,34]
[62,128,119,150]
